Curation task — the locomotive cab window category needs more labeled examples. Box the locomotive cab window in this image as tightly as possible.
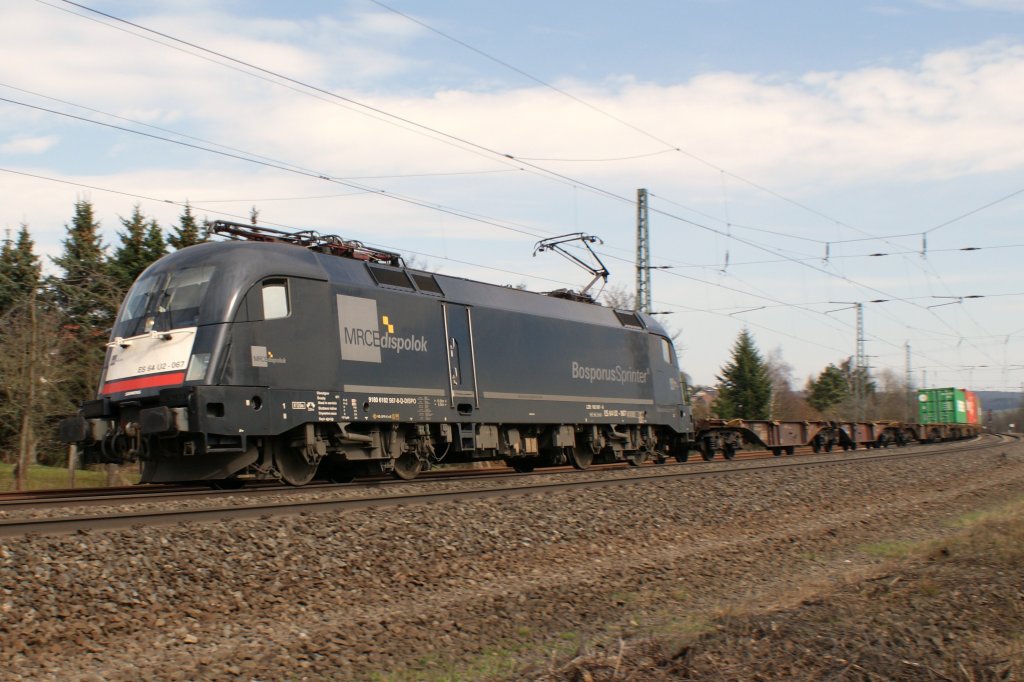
[262,279,290,320]
[112,265,214,337]
[660,337,673,363]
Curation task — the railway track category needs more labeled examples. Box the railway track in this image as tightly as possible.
[0,434,1011,538]
[0,441,905,511]
[0,451,762,510]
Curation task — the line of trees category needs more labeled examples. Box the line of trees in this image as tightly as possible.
[1,199,206,486]
[700,329,914,423]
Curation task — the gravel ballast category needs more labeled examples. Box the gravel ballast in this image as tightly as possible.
[2,439,1023,681]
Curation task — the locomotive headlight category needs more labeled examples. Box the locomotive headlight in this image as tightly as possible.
[185,353,211,382]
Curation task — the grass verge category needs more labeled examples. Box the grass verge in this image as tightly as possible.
[0,462,127,491]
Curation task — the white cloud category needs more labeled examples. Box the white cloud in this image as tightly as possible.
[0,135,59,155]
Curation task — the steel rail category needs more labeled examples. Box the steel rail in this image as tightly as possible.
[0,435,1011,538]
[0,450,779,510]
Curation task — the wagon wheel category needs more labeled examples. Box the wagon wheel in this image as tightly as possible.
[722,443,737,460]
[568,447,593,470]
[393,452,422,480]
[274,442,319,486]
[674,446,690,463]
[700,442,716,461]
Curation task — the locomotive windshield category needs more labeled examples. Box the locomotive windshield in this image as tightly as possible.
[112,265,215,337]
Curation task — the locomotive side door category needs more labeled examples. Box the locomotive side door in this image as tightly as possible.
[442,303,478,414]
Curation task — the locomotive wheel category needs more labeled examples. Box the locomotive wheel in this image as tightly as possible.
[321,460,356,483]
[275,446,319,486]
[568,447,593,470]
[509,457,536,473]
[393,452,422,480]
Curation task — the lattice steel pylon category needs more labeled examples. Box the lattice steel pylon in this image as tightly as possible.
[905,342,913,421]
[636,188,651,314]
[854,302,866,420]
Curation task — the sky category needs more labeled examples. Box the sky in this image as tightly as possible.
[2,0,1024,391]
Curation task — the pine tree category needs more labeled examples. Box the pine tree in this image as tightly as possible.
[111,204,167,291]
[711,329,772,419]
[143,218,168,269]
[110,204,151,292]
[169,201,205,250]
[51,199,117,333]
[0,225,44,470]
[0,224,41,313]
[806,363,850,414]
[50,200,120,406]
[0,225,74,473]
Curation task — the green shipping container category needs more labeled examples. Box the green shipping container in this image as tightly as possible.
[918,387,969,424]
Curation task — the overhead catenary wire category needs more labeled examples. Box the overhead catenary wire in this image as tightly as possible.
[0,95,549,242]
[0,166,572,289]
[46,0,1024,281]
[0,85,839,324]
[33,0,1014,330]
[0,88,906,322]
[0,163,890,365]
[368,0,1024,257]
[0,91,986,378]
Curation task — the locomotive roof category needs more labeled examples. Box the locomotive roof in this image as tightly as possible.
[144,240,671,337]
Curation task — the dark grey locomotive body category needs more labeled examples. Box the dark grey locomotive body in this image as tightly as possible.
[61,237,693,484]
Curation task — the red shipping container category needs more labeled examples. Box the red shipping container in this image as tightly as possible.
[964,389,979,425]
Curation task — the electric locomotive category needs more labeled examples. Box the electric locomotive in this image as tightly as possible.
[60,222,694,485]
